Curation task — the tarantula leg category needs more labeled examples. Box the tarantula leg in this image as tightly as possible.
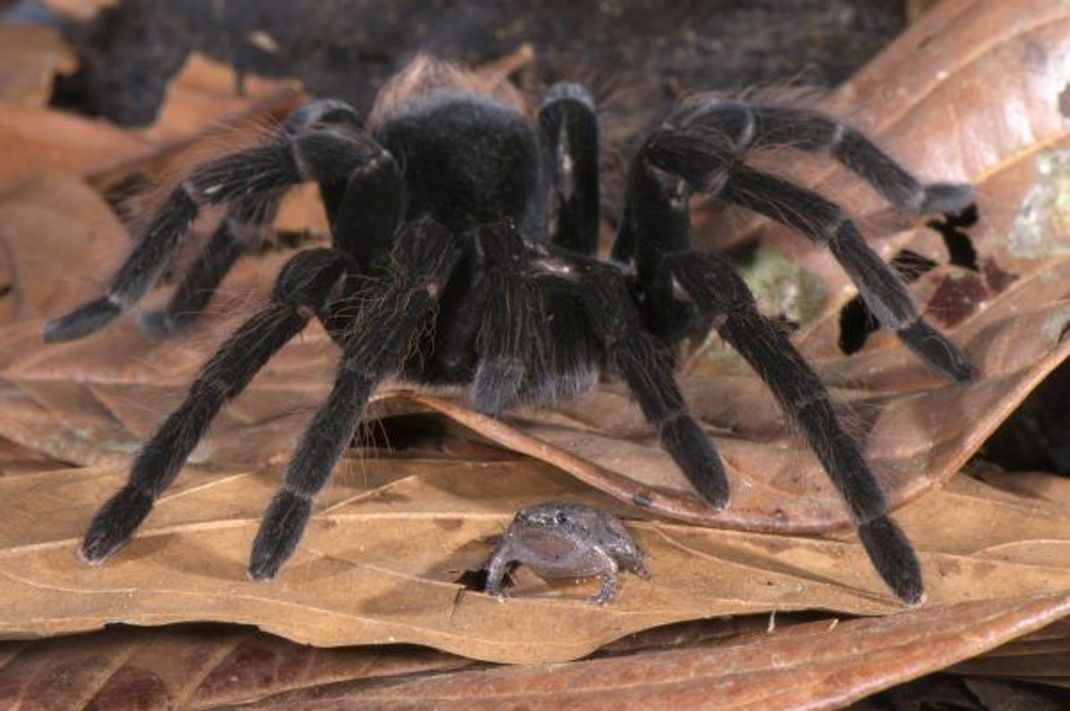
[614,157,693,289]
[140,190,285,337]
[642,141,976,381]
[577,261,730,508]
[249,216,459,579]
[45,99,385,342]
[44,187,199,341]
[470,223,543,414]
[718,166,975,382]
[659,250,923,604]
[655,99,975,215]
[539,82,601,255]
[79,248,350,564]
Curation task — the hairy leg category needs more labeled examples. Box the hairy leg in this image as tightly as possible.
[248,217,460,579]
[628,108,976,382]
[713,165,975,382]
[45,99,389,342]
[470,223,545,414]
[80,248,350,563]
[650,98,974,214]
[573,259,730,508]
[539,82,601,256]
[139,190,284,337]
[656,249,923,604]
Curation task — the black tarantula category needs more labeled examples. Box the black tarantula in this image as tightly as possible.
[46,57,976,605]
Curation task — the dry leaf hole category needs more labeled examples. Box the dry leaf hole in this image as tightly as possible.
[838,248,939,355]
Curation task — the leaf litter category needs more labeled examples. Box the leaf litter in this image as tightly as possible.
[0,456,1068,664]
[0,596,1067,710]
[0,0,1067,705]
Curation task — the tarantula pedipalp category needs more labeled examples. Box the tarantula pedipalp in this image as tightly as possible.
[45,56,976,605]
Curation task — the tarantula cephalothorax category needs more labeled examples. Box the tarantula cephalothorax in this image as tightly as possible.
[46,57,976,605]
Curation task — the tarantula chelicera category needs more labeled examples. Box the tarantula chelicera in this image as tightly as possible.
[46,57,976,605]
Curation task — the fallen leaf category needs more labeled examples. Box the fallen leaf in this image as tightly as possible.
[0,625,467,710]
[905,0,944,22]
[0,22,77,108]
[0,176,129,326]
[238,595,1070,709]
[0,105,151,184]
[0,277,337,468]
[0,610,779,709]
[950,616,1070,686]
[1,598,1065,710]
[0,437,62,477]
[138,52,304,145]
[0,53,304,187]
[0,454,1067,663]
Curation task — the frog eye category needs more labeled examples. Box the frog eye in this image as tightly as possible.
[554,511,569,525]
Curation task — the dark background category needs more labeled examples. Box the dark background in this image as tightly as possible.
[38,0,904,125]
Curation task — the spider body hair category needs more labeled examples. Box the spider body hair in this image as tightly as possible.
[47,56,978,605]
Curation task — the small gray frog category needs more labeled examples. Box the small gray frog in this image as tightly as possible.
[484,501,650,605]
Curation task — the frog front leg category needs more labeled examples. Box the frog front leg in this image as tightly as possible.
[586,549,621,605]
[484,542,514,600]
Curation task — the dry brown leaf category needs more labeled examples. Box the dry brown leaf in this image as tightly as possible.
[0,166,337,465]
[947,614,1070,686]
[0,22,77,109]
[905,0,946,22]
[0,610,783,709]
[241,595,1070,710]
[1,600,1064,710]
[0,279,336,468]
[0,105,151,184]
[953,646,1070,687]
[0,176,129,326]
[138,52,304,145]
[0,46,323,463]
[0,616,789,710]
[0,51,305,187]
[0,454,1067,663]
[784,0,1070,360]
[0,158,328,468]
[0,625,468,710]
[0,427,65,477]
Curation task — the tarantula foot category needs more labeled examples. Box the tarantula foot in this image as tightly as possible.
[897,320,978,383]
[661,417,730,509]
[44,296,122,343]
[248,490,312,580]
[79,485,154,563]
[919,183,976,215]
[858,517,925,606]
